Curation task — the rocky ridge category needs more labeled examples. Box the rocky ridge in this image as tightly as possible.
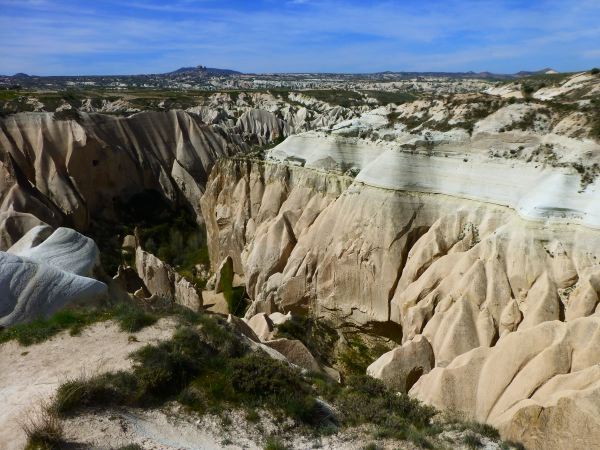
[200,72,600,449]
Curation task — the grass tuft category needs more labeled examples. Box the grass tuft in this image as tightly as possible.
[22,405,64,450]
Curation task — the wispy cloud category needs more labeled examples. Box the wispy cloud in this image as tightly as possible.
[0,0,599,75]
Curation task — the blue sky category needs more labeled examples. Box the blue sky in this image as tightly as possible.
[1,0,599,75]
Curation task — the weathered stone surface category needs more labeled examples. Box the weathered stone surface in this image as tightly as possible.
[0,227,107,326]
[269,311,292,326]
[121,235,137,252]
[245,312,274,341]
[227,314,260,342]
[202,290,229,315]
[16,227,102,277]
[215,256,234,294]
[263,338,322,372]
[112,265,147,296]
[7,224,53,254]
[410,317,600,450]
[367,335,434,393]
[135,247,202,311]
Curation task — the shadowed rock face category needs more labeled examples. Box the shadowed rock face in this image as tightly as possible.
[0,110,247,236]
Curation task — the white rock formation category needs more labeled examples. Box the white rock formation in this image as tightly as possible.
[0,227,107,326]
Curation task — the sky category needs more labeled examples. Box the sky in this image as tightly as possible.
[0,0,599,75]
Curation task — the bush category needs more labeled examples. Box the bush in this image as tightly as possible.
[591,68,600,75]
[264,437,289,450]
[451,421,500,440]
[275,316,338,366]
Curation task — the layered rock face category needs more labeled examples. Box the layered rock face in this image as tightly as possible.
[200,73,600,449]
[203,158,600,448]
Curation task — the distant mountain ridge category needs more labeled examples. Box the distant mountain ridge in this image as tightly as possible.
[0,65,565,90]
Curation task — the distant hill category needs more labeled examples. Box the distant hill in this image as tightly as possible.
[514,68,558,77]
[166,65,242,76]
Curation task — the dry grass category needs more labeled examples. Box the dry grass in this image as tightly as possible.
[21,402,64,450]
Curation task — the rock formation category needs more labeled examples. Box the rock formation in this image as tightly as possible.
[134,247,202,312]
[0,227,107,326]
[410,317,600,450]
[199,72,600,447]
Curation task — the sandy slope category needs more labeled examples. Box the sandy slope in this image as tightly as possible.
[0,318,177,450]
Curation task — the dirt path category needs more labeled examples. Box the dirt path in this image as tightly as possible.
[0,318,177,450]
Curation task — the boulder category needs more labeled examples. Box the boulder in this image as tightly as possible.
[203,290,229,315]
[263,338,322,373]
[367,334,434,393]
[113,265,148,296]
[227,314,260,342]
[245,312,274,341]
[15,227,102,277]
[269,311,292,326]
[135,247,202,311]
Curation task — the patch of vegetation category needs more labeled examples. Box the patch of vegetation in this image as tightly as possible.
[264,436,289,450]
[224,286,249,317]
[501,110,538,132]
[337,335,389,376]
[361,90,417,106]
[301,89,364,108]
[91,189,210,291]
[53,108,81,121]
[463,433,482,449]
[0,303,157,346]
[52,318,322,427]
[521,83,536,99]
[43,308,521,449]
[591,68,600,75]
[450,421,500,440]
[588,97,600,141]
[275,316,339,366]
[337,374,437,447]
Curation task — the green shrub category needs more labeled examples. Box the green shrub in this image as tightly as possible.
[336,336,388,376]
[464,433,482,449]
[451,421,500,440]
[53,109,81,121]
[591,68,600,75]
[264,437,289,450]
[0,309,109,346]
[275,316,338,366]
